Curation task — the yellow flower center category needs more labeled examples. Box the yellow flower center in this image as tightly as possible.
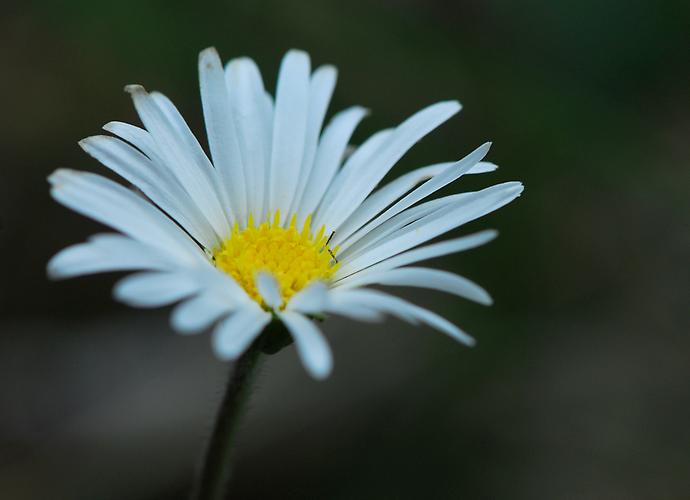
[212,211,339,308]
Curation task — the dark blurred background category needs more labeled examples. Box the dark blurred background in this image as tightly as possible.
[1,0,689,498]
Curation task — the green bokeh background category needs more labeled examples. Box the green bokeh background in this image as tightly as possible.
[1,1,688,499]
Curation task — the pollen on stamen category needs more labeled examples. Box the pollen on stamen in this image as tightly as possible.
[212,211,339,309]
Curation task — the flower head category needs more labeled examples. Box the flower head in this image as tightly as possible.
[48,48,523,379]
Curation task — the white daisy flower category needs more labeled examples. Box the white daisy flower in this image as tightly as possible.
[48,48,523,380]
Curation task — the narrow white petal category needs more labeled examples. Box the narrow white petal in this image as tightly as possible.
[289,65,337,216]
[337,182,523,277]
[318,100,462,231]
[298,106,368,221]
[125,85,230,240]
[327,289,475,345]
[198,269,255,307]
[49,169,206,264]
[325,303,384,322]
[408,303,476,346]
[113,271,203,308]
[335,267,493,305]
[269,50,311,222]
[48,233,183,279]
[171,293,234,334]
[322,292,385,322]
[335,230,498,287]
[79,135,217,248]
[212,306,272,360]
[338,194,462,259]
[150,91,233,228]
[314,128,394,230]
[225,56,270,221]
[199,47,247,224]
[336,142,491,248]
[333,163,449,244]
[469,161,498,174]
[287,281,329,314]
[102,121,162,163]
[326,289,418,323]
[256,272,282,309]
[278,311,333,380]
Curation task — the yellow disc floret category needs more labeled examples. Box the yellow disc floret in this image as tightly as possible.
[212,211,339,309]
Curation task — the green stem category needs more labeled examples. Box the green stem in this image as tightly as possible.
[192,341,263,500]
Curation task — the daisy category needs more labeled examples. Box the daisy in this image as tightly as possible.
[48,48,523,380]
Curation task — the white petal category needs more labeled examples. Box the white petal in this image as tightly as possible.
[48,233,183,279]
[125,85,230,240]
[269,50,311,222]
[334,230,498,286]
[113,271,203,308]
[287,281,329,314]
[198,269,255,306]
[79,135,217,248]
[289,65,337,217]
[49,169,206,264]
[337,182,523,277]
[314,127,394,230]
[278,311,333,380]
[327,289,475,345]
[469,161,498,174]
[225,56,271,221]
[321,292,385,322]
[326,289,418,323]
[256,272,282,309]
[317,100,462,231]
[335,267,492,305]
[102,121,162,163]
[199,47,247,224]
[332,163,449,244]
[338,194,463,259]
[212,306,272,360]
[171,293,235,334]
[336,142,491,248]
[297,106,368,222]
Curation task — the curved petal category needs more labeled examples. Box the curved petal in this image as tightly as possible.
[287,281,329,314]
[278,311,333,380]
[334,230,498,286]
[317,100,462,231]
[113,271,204,308]
[336,182,523,277]
[48,233,185,279]
[335,267,492,305]
[171,293,235,334]
[102,121,162,163]
[212,305,272,360]
[327,289,475,346]
[79,135,216,247]
[298,106,368,222]
[332,163,448,244]
[256,272,282,310]
[125,84,230,241]
[338,194,465,259]
[336,142,491,248]
[313,128,393,230]
[49,169,206,264]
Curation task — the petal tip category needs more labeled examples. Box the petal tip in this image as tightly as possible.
[124,84,146,95]
[199,46,222,68]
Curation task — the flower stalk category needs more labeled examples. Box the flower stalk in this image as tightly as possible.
[192,322,291,500]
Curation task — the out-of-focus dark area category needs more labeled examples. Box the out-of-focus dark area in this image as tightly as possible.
[1,0,689,498]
